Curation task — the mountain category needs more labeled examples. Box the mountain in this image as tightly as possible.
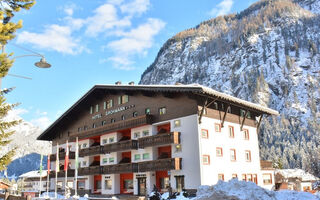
[140,0,320,175]
[0,110,51,178]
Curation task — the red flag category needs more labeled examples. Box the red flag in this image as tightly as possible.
[47,154,51,173]
[64,141,69,171]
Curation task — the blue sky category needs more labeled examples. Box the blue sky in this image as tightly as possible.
[2,0,257,129]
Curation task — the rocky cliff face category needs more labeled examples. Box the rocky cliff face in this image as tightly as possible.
[140,0,320,175]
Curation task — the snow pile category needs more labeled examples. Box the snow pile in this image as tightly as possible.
[194,179,319,200]
[276,169,319,181]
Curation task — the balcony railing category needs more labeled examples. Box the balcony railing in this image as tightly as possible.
[70,114,153,140]
[138,132,180,149]
[138,158,182,172]
[50,152,75,161]
[78,166,103,176]
[103,163,138,174]
[103,140,138,153]
[50,169,75,177]
[79,145,103,157]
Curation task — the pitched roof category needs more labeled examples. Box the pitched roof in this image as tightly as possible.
[19,170,47,179]
[37,84,279,140]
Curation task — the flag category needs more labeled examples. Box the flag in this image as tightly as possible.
[64,140,69,171]
[47,154,51,173]
[75,137,79,170]
[56,143,60,172]
[39,154,43,175]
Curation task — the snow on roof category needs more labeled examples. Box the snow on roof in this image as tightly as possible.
[275,169,319,181]
[19,170,47,179]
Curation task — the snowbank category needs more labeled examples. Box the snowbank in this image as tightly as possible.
[194,179,319,200]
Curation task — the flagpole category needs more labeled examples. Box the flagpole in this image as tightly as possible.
[55,143,59,199]
[39,154,43,197]
[75,137,79,197]
[46,154,50,196]
[65,140,69,198]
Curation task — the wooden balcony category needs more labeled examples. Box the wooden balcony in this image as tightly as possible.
[50,152,75,160]
[79,145,103,157]
[50,169,75,177]
[103,140,138,153]
[70,114,153,140]
[138,132,180,149]
[78,166,103,176]
[103,163,138,174]
[138,158,182,172]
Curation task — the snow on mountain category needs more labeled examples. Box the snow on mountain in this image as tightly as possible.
[140,0,320,176]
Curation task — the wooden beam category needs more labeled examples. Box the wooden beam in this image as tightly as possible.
[256,114,264,134]
[220,105,230,128]
[240,110,248,131]
[198,98,208,124]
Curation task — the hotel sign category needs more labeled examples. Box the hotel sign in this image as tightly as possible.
[106,105,135,116]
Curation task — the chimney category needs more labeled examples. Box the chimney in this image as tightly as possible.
[128,81,134,85]
[115,81,122,85]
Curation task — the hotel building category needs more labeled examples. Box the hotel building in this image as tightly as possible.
[37,83,278,196]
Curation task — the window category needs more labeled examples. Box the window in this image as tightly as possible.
[84,125,88,130]
[228,126,234,138]
[175,176,185,192]
[215,123,221,132]
[102,139,108,144]
[92,123,96,128]
[245,150,251,162]
[96,180,101,189]
[160,177,170,189]
[124,179,133,189]
[202,155,210,165]
[57,181,63,189]
[134,132,140,138]
[78,127,82,132]
[240,109,251,118]
[109,157,115,164]
[109,137,115,143]
[118,95,129,104]
[201,129,209,139]
[174,120,181,127]
[143,153,150,160]
[133,111,138,117]
[263,174,272,184]
[142,130,149,136]
[102,158,108,164]
[145,108,151,114]
[159,107,166,115]
[90,106,93,114]
[213,102,218,110]
[82,143,87,148]
[95,104,99,112]
[242,174,247,181]
[105,179,112,190]
[82,161,87,167]
[253,174,258,184]
[107,99,113,109]
[244,129,249,140]
[232,174,238,179]
[121,115,125,120]
[101,120,106,126]
[230,149,236,161]
[218,174,224,181]
[103,102,106,110]
[134,154,141,161]
[78,181,85,189]
[111,118,115,123]
[216,147,223,157]
[247,174,253,182]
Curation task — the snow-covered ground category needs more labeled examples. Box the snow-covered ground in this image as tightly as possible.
[276,169,319,181]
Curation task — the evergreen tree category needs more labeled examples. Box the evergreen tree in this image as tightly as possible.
[0,0,35,171]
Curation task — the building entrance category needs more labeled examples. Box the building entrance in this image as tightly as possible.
[137,177,146,196]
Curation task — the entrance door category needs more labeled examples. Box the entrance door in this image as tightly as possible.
[137,178,146,196]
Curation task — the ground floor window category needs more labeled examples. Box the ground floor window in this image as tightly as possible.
[124,179,133,190]
[96,180,101,190]
[263,174,272,185]
[78,180,85,189]
[175,176,184,192]
[218,174,224,181]
[67,181,73,188]
[105,179,112,190]
[57,181,63,189]
[160,177,170,189]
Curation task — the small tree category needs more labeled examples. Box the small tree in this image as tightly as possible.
[0,0,35,171]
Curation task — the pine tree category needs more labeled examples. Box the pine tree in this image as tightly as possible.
[0,0,35,171]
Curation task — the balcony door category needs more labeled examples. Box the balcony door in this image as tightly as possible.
[137,177,146,196]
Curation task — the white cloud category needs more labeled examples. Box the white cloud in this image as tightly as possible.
[120,0,150,16]
[106,18,165,68]
[17,24,85,55]
[30,116,51,130]
[209,0,234,17]
[85,3,131,37]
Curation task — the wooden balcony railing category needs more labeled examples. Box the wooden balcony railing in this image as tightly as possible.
[103,140,138,153]
[50,152,75,161]
[79,145,103,157]
[78,166,103,176]
[50,169,75,177]
[103,163,138,174]
[70,114,153,140]
[138,132,180,149]
[138,158,182,172]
